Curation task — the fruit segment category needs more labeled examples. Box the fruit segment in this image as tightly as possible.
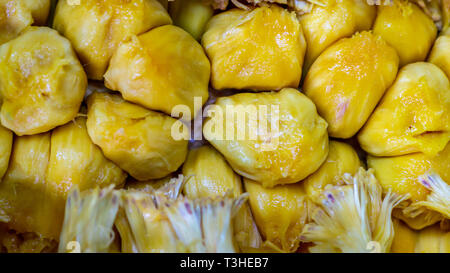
[304,31,399,139]
[368,143,450,229]
[391,219,450,253]
[202,5,306,91]
[299,0,376,73]
[204,88,329,187]
[0,27,86,136]
[182,145,262,251]
[0,118,126,240]
[86,92,189,181]
[358,62,450,157]
[373,0,437,66]
[0,125,12,180]
[0,0,50,45]
[244,178,307,252]
[302,141,362,204]
[53,0,172,80]
[104,25,210,119]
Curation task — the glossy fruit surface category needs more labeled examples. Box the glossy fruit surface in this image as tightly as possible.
[104,25,209,118]
[202,5,306,91]
[245,179,307,252]
[302,141,362,203]
[359,62,450,157]
[86,92,189,181]
[373,0,437,66]
[299,0,376,73]
[204,88,329,187]
[0,27,86,136]
[304,31,399,139]
[53,0,172,80]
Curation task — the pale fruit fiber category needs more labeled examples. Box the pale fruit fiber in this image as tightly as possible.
[368,143,450,229]
[182,145,262,251]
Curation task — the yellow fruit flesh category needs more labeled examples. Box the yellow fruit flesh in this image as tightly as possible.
[126,175,175,192]
[0,26,87,136]
[23,0,50,25]
[358,62,450,157]
[0,0,50,45]
[170,0,214,40]
[368,144,450,203]
[392,208,444,230]
[0,118,126,240]
[182,145,262,251]
[299,0,376,73]
[202,5,306,91]
[244,179,307,252]
[182,145,242,198]
[0,125,12,179]
[391,219,450,253]
[0,133,52,237]
[0,224,57,253]
[53,0,172,80]
[304,31,399,139]
[302,140,362,204]
[204,88,329,187]
[46,117,127,194]
[86,92,189,181]
[0,0,32,45]
[428,34,450,81]
[368,143,450,229]
[373,0,437,67]
[104,25,210,119]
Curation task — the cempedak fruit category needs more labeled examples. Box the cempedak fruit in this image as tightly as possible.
[104,25,209,119]
[204,88,329,187]
[303,31,399,139]
[299,0,376,73]
[0,117,125,240]
[373,0,437,67]
[428,31,450,80]
[202,5,306,91]
[368,143,450,229]
[302,141,362,204]
[0,27,86,136]
[358,62,450,157]
[244,179,307,252]
[0,0,50,45]
[53,0,172,80]
[182,145,262,251]
[391,219,450,253]
[0,125,12,180]
[86,92,189,181]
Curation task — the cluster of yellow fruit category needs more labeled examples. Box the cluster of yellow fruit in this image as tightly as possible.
[0,0,449,253]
